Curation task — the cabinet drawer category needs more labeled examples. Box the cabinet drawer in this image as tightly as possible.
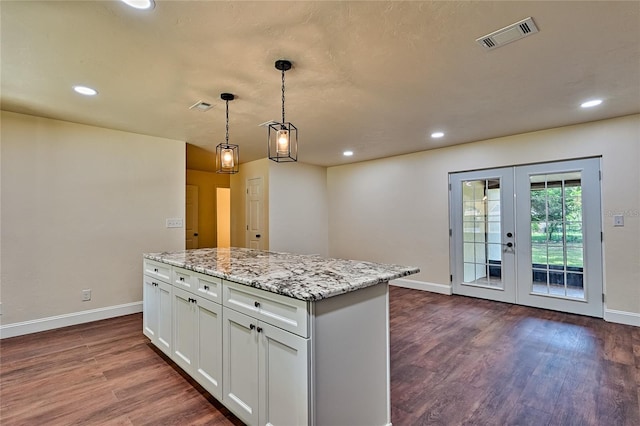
[223,281,309,338]
[172,267,222,303]
[143,259,171,282]
[193,271,222,303]
[172,268,195,292]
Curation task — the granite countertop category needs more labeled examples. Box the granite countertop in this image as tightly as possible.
[144,247,419,301]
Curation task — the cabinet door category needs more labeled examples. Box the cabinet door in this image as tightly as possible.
[173,287,196,372]
[142,276,158,341]
[223,307,259,426]
[259,322,310,426]
[194,297,223,400]
[156,280,173,356]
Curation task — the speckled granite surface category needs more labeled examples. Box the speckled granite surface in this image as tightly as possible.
[144,247,419,301]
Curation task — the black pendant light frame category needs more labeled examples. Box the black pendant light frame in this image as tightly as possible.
[268,59,298,162]
[216,92,240,174]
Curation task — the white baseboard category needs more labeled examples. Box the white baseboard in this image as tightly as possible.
[391,278,452,295]
[0,302,143,339]
[604,308,640,327]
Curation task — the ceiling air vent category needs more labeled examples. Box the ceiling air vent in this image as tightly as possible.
[189,100,213,112]
[476,17,539,51]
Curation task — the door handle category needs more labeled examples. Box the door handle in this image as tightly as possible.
[193,233,199,237]
[502,242,514,248]
[256,234,261,238]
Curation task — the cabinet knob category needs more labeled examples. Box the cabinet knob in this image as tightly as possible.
[250,324,256,330]
[257,327,263,333]
[254,301,260,308]
[154,268,158,272]
[179,277,185,281]
[204,285,210,291]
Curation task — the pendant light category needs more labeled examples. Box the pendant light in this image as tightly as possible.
[268,59,298,162]
[215,93,239,174]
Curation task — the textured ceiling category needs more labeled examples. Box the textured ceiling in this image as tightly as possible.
[2,1,639,167]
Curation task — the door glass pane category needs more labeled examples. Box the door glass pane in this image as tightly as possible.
[530,171,585,299]
[461,179,503,288]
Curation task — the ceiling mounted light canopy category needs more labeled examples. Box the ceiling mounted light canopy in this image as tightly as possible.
[268,59,298,162]
[215,93,239,174]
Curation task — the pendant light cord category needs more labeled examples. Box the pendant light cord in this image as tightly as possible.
[225,99,229,145]
[281,68,286,124]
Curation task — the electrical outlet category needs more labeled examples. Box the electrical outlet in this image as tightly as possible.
[82,289,91,301]
[613,215,624,227]
[166,218,184,228]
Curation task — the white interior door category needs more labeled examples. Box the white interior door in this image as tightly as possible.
[246,177,264,250]
[186,185,199,249]
[450,158,603,317]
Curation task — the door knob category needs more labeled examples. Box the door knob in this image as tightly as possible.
[194,233,199,236]
[502,242,513,248]
[256,234,261,238]
[506,232,513,238]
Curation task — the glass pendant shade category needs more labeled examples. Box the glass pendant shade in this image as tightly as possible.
[216,143,239,174]
[277,129,289,154]
[268,122,297,162]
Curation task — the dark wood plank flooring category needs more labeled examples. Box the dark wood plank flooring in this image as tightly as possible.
[1,286,639,425]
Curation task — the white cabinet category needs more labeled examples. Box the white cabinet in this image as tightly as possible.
[259,320,309,426]
[142,271,172,356]
[144,258,392,426]
[172,284,223,400]
[222,306,309,426]
[222,306,260,425]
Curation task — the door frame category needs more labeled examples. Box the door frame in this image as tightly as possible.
[449,157,604,317]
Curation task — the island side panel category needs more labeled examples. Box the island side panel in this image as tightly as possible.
[312,282,390,426]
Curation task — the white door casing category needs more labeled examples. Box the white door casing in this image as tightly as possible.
[450,158,603,317]
[246,177,264,250]
[186,185,199,249]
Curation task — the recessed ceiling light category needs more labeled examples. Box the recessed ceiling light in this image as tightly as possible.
[580,99,603,108]
[121,0,155,10]
[431,131,445,138]
[343,151,354,157]
[73,86,98,96]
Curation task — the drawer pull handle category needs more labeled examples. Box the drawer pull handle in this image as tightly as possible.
[257,327,263,333]
[249,324,256,330]
[254,301,260,308]
[204,285,210,291]
[179,277,185,281]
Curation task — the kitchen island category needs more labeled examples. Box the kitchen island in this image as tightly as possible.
[143,247,419,426]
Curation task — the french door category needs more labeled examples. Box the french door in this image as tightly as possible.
[450,158,603,317]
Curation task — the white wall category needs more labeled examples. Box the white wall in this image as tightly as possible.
[269,162,329,257]
[327,115,640,320]
[1,111,185,333]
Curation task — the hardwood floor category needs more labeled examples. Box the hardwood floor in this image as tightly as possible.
[2,286,639,425]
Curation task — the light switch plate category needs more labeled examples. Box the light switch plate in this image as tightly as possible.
[166,218,184,228]
[613,215,624,227]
